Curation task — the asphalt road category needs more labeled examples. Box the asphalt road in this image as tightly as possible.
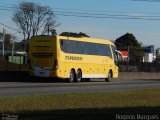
[0,79,160,98]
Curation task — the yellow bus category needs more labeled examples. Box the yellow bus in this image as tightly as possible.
[28,35,119,82]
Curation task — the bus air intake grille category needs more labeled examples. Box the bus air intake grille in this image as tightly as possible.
[32,53,53,58]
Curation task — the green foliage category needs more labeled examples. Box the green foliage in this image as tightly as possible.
[12,1,58,52]
[0,33,13,50]
[115,33,144,62]
[0,88,160,116]
[60,32,90,37]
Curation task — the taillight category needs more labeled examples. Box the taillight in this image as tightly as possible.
[28,59,33,70]
[28,59,31,66]
[53,59,58,70]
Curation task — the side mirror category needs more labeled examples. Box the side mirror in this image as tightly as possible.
[115,50,123,63]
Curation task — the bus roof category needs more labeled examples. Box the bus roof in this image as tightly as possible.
[30,35,115,46]
[57,35,115,46]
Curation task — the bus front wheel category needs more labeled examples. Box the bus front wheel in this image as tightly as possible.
[105,70,112,82]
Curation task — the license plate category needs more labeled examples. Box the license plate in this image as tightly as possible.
[40,71,45,74]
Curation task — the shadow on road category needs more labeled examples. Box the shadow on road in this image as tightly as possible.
[3,107,159,120]
[0,71,66,83]
[0,71,107,83]
[0,71,160,83]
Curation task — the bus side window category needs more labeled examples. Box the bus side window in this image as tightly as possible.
[106,45,112,58]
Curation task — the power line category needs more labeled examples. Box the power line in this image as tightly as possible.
[55,13,160,21]
[1,4,160,23]
[1,4,160,18]
[0,8,13,11]
[54,10,160,18]
[0,22,20,32]
[54,10,160,21]
[3,6,160,21]
[1,4,160,16]
[0,5,15,11]
[0,5,14,9]
[54,7,160,15]
[131,0,160,2]
[0,5,20,32]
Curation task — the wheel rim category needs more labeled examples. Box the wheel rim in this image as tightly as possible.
[77,70,82,82]
[108,71,112,81]
[105,71,112,82]
[69,70,75,82]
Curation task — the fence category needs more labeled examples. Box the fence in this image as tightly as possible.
[0,54,160,72]
[0,55,29,71]
[118,61,160,72]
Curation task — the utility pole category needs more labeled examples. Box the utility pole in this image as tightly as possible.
[127,46,130,62]
[2,28,6,59]
[48,24,49,35]
[11,31,21,56]
[11,35,14,56]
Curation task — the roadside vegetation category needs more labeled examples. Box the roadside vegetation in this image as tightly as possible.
[0,88,160,120]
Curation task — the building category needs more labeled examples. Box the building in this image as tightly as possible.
[143,45,155,63]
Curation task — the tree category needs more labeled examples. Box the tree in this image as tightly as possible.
[60,32,90,37]
[0,32,13,51]
[115,33,144,62]
[78,32,90,37]
[12,1,59,51]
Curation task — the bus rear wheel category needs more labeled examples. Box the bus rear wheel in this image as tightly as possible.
[76,69,82,82]
[105,70,112,82]
[68,69,76,82]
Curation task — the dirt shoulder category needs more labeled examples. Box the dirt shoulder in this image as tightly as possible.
[119,72,160,80]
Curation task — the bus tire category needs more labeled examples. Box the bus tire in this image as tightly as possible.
[105,70,112,82]
[76,69,82,82]
[68,69,76,82]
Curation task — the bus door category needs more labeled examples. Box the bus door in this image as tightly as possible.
[111,45,119,78]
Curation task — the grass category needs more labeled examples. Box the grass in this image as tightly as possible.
[0,88,160,120]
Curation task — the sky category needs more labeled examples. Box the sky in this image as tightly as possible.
[0,0,160,49]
